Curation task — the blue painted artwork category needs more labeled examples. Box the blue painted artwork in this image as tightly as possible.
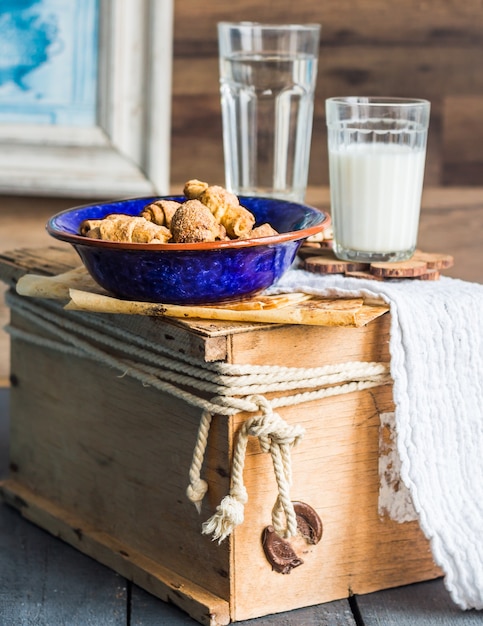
[0,0,99,126]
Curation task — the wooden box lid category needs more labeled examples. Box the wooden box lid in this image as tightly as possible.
[0,246,391,367]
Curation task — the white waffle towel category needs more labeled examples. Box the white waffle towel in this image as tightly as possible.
[271,270,483,611]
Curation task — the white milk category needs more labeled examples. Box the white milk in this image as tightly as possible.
[329,142,426,254]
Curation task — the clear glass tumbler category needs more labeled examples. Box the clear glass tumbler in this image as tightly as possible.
[218,22,321,202]
[326,97,431,263]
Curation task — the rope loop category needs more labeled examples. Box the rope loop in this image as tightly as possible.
[200,395,305,542]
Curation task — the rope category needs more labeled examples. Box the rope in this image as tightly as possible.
[201,395,305,543]
[5,290,392,541]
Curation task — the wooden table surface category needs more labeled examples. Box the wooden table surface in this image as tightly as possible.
[0,386,481,624]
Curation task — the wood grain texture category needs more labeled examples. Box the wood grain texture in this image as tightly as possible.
[0,392,354,626]
[7,323,232,604]
[0,497,475,625]
[354,578,483,625]
[442,96,483,185]
[228,313,390,367]
[0,496,357,625]
[130,583,357,625]
[0,505,127,626]
[171,0,483,187]
[0,481,231,626]
[229,386,441,621]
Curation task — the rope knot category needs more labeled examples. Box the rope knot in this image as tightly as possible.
[198,396,306,542]
[186,479,208,514]
[180,371,388,541]
[245,395,305,452]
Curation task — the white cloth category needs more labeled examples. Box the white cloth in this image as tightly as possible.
[270,269,483,610]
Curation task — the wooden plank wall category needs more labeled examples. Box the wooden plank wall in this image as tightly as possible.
[171,0,483,188]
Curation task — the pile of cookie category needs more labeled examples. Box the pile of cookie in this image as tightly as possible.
[79,180,278,244]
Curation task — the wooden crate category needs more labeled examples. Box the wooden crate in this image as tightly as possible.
[0,248,441,626]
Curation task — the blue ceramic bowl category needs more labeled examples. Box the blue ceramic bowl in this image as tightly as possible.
[47,196,329,305]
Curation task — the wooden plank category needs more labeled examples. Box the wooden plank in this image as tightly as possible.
[0,504,355,626]
[130,584,356,625]
[2,386,309,626]
[0,246,79,286]
[0,195,85,256]
[1,480,231,626]
[443,96,483,162]
[354,578,483,625]
[130,585,204,625]
[0,196,87,385]
[5,290,441,621]
[228,313,390,367]
[418,189,483,284]
[0,503,127,625]
[173,0,483,51]
[442,96,483,185]
[172,48,483,104]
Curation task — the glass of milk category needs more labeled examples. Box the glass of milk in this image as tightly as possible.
[326,97,431,262]
[218,22,320,202]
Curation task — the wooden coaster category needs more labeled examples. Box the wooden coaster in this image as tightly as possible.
[418,269,441,281]
[300,245,454,281]
[412,250,454,270]
[297,243,334,259]
[303,257,370,274]
[370,260,428,278]
[344,270,385,281]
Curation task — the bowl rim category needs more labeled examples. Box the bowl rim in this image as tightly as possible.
[46,195,330,251]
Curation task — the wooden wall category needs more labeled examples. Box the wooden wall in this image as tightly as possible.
[171,0,483,188]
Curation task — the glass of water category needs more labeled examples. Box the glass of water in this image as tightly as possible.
[326,96,431,263]
[218,22,321,202]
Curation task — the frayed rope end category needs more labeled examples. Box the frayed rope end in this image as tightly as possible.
[201,489,247,544]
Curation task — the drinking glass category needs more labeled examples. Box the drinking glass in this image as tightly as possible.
[326,96,431,263]
[218,22,321,202]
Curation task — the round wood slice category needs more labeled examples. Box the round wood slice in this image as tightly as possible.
[298,245,329,259]
[370,259,428,277]
[344,270,385,281]
[301,242,321,249]
[412,250,454,269]
[418,269,441,281]
[304,256,370,274]
[298,243,334,259]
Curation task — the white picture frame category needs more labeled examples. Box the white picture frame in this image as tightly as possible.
[0,0,173,199]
